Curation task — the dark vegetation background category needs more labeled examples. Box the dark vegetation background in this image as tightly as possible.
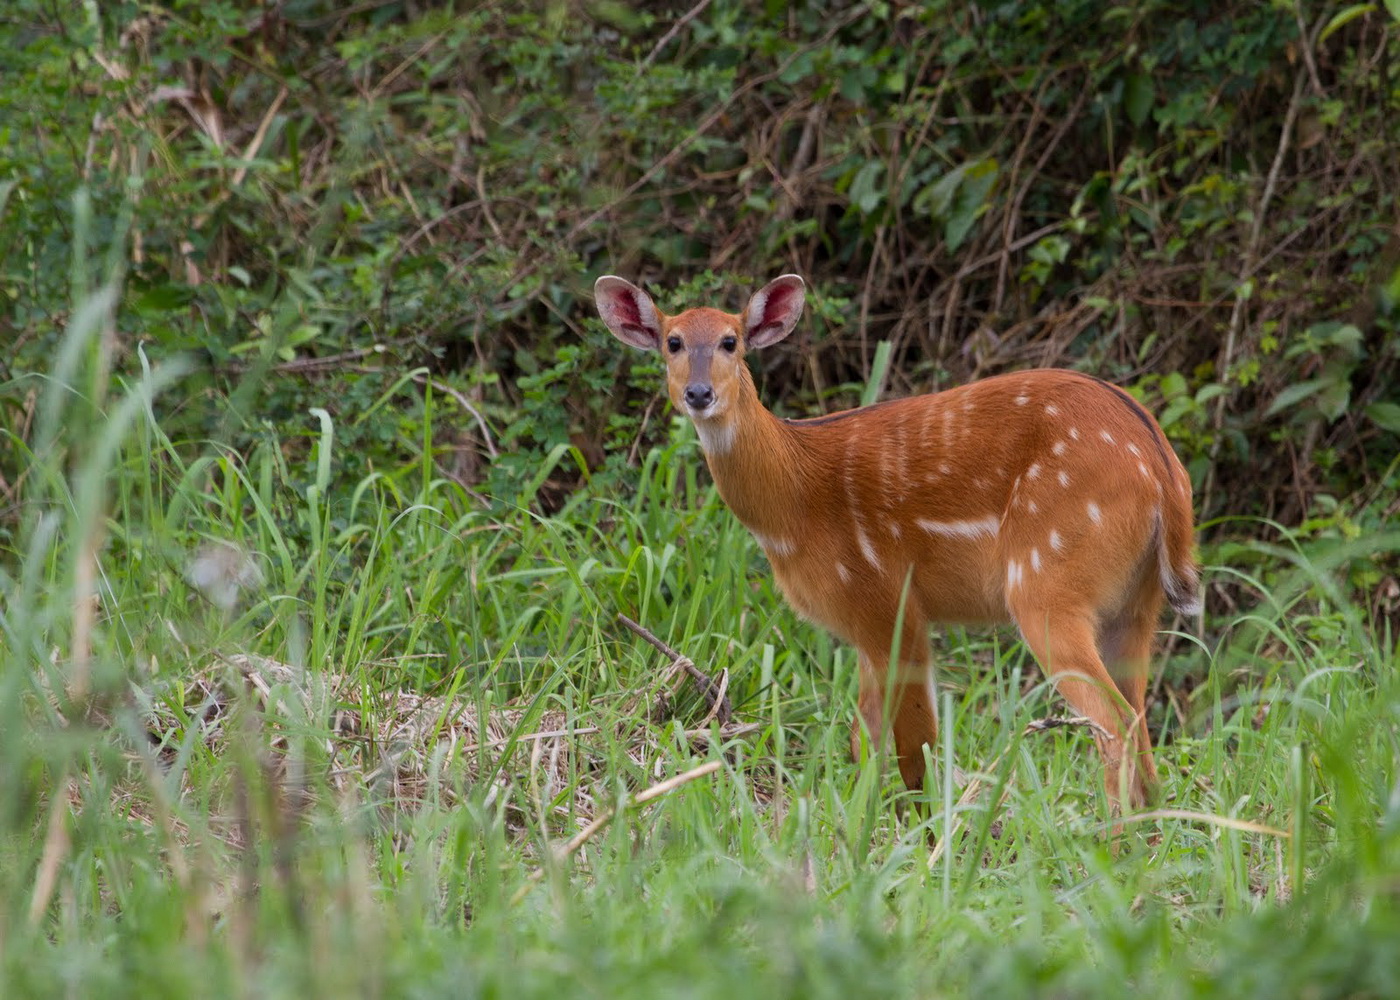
[4,6,1400,993]
[3,0,1398,610]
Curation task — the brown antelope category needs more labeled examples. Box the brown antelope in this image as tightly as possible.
[595,273,1200,811]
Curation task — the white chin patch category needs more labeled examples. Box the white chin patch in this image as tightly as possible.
[693,419,735,455]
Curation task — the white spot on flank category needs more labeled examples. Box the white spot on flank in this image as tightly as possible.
[1138,461,1150,478]
[1099,429,1115,444]
[939,462,951,475]
[1058,470,1070,488]
[1007,560,1023,589]
[856,525,882,569]
[1087,501,1103,525]
[1069,427,1081,441]
[1127,443,1141,457]
[915,516,1000,541]
[888,520,902,539]
[836,562,852,584]
[1030,548,1042,572]
[1015,395,1030,406]
[695,420,736,455]
[1045,404,1059,416]
[1052,441,1067,456]
[1027,500,1039,514]
[1026,463,1041,480]
[1049,529,1064,552]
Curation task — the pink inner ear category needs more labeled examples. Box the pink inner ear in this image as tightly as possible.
[760,282,801,324]
[608,290,643,327]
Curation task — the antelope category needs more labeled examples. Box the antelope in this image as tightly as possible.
[594,273,1200,811]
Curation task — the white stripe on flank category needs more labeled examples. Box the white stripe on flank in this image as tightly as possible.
[856,525,882,569]
[754,532,796,558]
[1007,560,1023,589]
[915,516,999,541]
[1030,548,1042,572]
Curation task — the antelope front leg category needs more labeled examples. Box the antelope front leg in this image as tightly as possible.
[849,647,938,793]
[849,652,887,762]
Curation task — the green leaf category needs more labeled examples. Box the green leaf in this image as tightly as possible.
[1320,4,1376,43]
[1365,402,1400,433]
[945,159,998,252]
[847,160,886,215]
[1386,0,1400,22]
[1265,378,1326,417]
[1323,323,1363,354]
[1123,72,1154,126]
[917,165,966,220]
[1317,378,1351,421]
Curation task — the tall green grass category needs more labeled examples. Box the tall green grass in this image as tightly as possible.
[2,266,1399,998]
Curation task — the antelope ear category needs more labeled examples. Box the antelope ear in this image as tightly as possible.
[744,274,806,348]
[594,276,664,350]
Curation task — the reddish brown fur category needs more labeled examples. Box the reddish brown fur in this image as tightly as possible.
[595,274,1200,811]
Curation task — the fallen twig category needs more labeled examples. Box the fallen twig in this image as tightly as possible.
[617,613,733,725]
[511,759,723,905]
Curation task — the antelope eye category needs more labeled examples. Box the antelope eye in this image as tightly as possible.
[666,336,683,354]
[720,336,738,353]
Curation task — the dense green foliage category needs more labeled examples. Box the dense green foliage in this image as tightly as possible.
[5,0,1399,522]
[3,1,1400,997]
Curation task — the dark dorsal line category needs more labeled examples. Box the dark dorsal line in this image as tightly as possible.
[781,398,900,428]
[1059,370,1173,473]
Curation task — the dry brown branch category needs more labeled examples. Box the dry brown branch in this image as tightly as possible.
[636,0,714,76]
[410,373,499,459]
[617,613,733,725]
[1022,714,1114,742]
[510,759,723,906]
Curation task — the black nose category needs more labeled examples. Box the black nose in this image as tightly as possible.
[684,385,715,410]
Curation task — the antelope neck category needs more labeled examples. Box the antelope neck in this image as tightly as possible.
[697,398,807,537]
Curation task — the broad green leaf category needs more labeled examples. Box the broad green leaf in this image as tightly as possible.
[1320,4,1376,43]
[946,159,998,251]
[1265,378,1326,417]
[917,164,968,220]
[847,160,886,215]
[1317,378,1351,421]
[1387,0,1400,22]
[1123,72,1155,126]
[1365,402,1400,433]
